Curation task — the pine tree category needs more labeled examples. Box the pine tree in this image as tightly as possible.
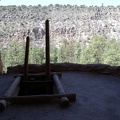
[18,41,25,65]
[29,44,45,64]
[80,36,106,64]
[1,49,8,71]
[102,39,120,66]
[58,39,67,63]
[50,46,58,63]
[66,40,75,63]
[75,41,81,63]
[0,52,3,73]
[39,47,45,64]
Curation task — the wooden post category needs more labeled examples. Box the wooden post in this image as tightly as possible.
[53,74,70,107]
[24,36,30,81]
[45,20,50,80]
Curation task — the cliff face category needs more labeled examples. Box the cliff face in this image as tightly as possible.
[0,5,120,48]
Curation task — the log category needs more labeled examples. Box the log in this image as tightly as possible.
[4,76,21,97]
[0,100,7,111]
[53,74,71,107]
[0,93,76,104]
[53,74,65,94]
[15,72,62,80]
[12,85,20,96]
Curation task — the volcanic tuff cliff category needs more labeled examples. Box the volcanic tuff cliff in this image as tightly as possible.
[0,5,120,48]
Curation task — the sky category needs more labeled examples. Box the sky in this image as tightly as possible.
[0,0,120,6]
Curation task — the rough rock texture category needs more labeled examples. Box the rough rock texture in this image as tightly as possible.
[1,5,120,48]
[7,63,120,75]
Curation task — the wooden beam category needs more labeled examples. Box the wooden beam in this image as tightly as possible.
[15,72,62,80]
[45,20,50,80]
[24,36,30,81]
[4,76,21,97]
[2,76,21,109]
[0,100,7,111]
[53,74,74,107]
[53,74,65,94]
[0,94,76,104]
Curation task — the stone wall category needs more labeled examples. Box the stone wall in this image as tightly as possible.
[7,63,120,76]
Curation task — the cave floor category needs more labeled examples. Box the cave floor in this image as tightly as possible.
[0,71,120,120]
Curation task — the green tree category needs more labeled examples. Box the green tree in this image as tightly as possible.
[1,49,8,71]
[102,39,120,66]
[1,39,25,71]
[80,36,106,64]
[66,40,75,63]
[58,39,67,63]
[58,39,76,63]
[50,46,58,63]
[75,41,81,63]
[17,41,25,65]
[39,47,45,64]
[7,40,19,66]
[29,44,45,64]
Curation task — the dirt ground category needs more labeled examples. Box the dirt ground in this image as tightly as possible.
[0,71,120,120]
